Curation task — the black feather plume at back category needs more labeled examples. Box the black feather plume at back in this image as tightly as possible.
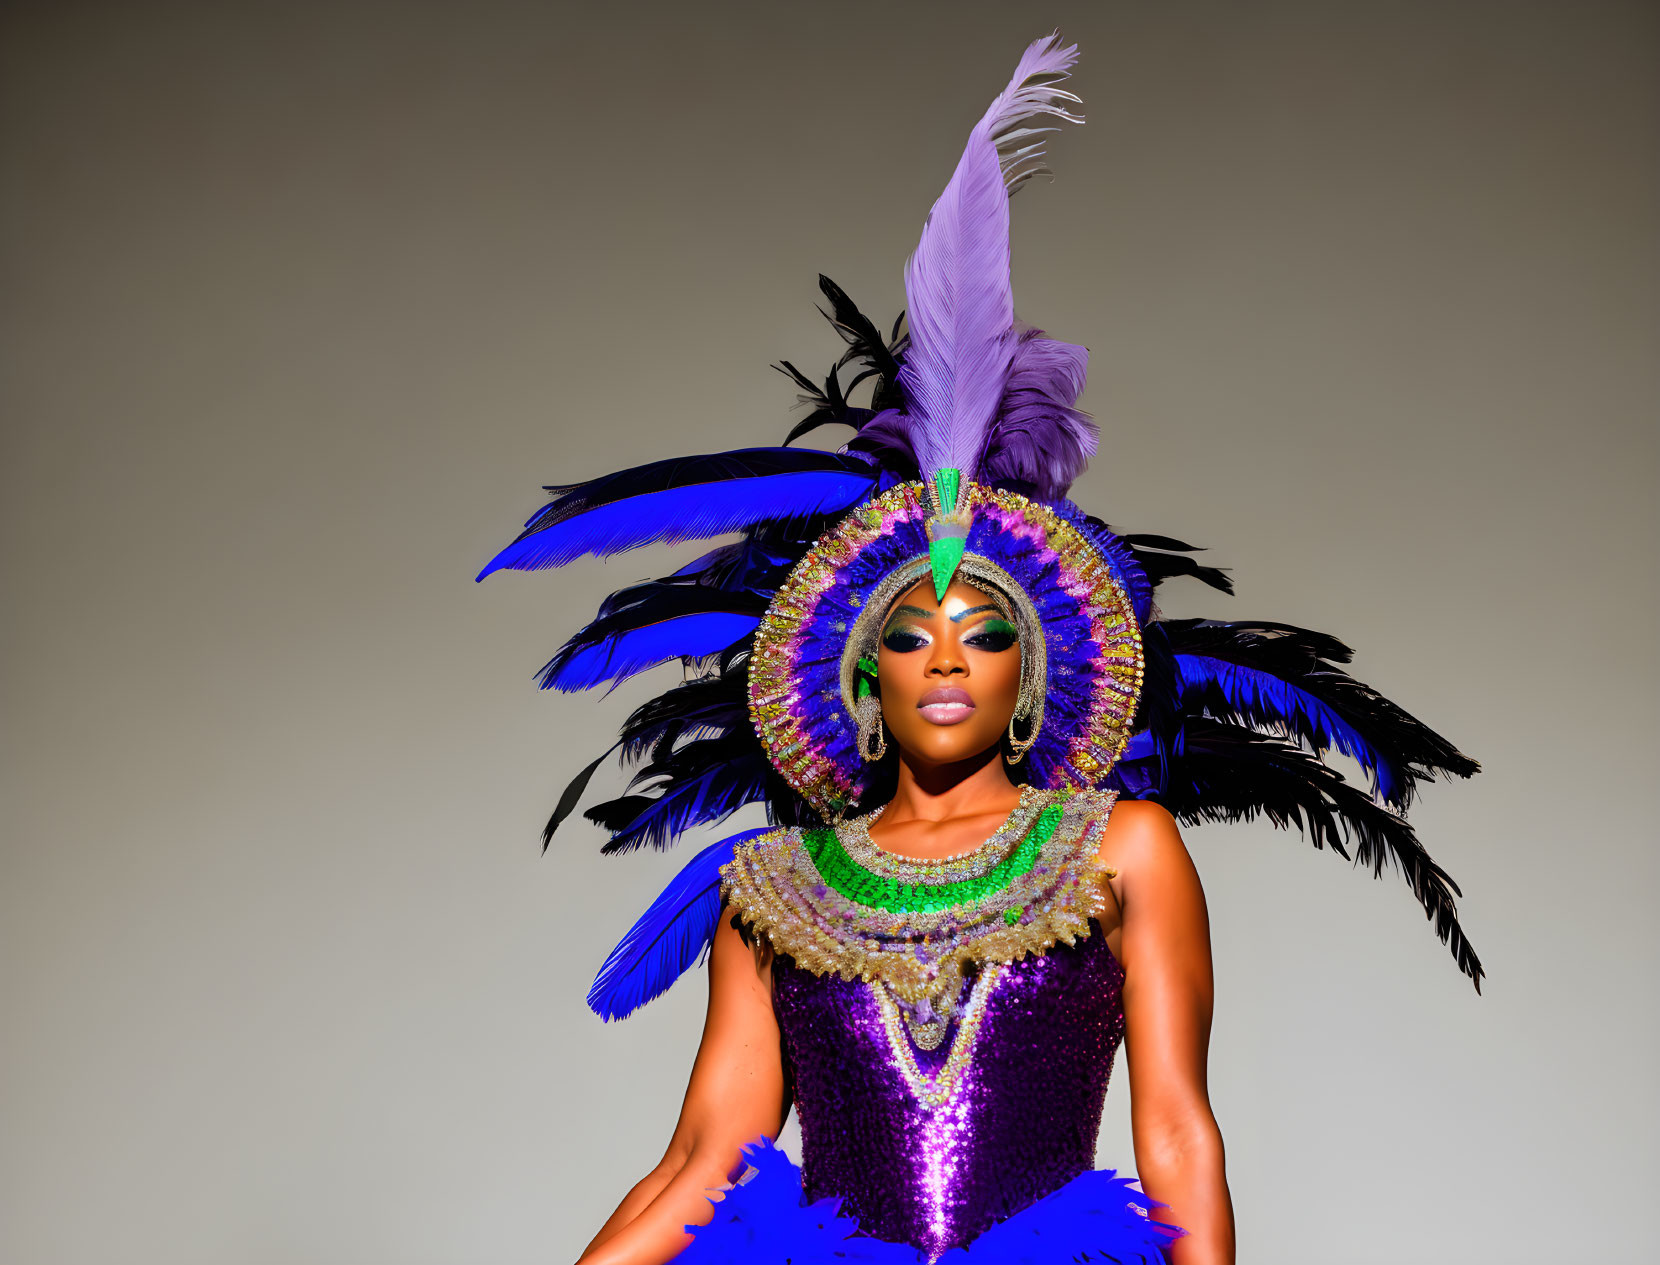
[1160,717,1483,990]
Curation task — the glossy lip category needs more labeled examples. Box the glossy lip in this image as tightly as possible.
[917,686,975,726]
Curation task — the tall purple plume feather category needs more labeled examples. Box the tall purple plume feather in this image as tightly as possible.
[896,31,1085,485]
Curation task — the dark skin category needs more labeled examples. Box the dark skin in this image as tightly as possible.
[576,578,1235,1264]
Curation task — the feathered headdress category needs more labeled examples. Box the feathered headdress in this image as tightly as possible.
[477,32,1483,1019]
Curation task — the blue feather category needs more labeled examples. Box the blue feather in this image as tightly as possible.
[675,1136,917,1263]
[674,1135,1180,1262]
[1175,653,1399,801]
[944,1166,1180,1261]
[1121,731,1157,762]
[539,612,761,692]
[476,451,875,578]
[587,829,768,1022]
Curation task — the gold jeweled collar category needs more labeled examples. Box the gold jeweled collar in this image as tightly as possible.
[720,787,1120,1051]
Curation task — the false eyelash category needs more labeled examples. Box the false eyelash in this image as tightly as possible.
[881,629,932,652]
[964,628,1019,652]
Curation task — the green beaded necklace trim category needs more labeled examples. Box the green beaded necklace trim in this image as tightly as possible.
[802,799,1066,912]
[718,786,1120,1017]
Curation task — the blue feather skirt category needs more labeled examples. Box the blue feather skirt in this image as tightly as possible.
[674,1138,1180,1264]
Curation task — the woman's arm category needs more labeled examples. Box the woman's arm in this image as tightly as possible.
[576,904,789,1265]
[1102,799,1236,1265]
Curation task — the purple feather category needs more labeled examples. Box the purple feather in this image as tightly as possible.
[587,829,768,1021]
[896,31,1084,484]
[978,325,1099,499]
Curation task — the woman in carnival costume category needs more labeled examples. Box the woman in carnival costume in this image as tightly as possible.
[478,32,1481,1265]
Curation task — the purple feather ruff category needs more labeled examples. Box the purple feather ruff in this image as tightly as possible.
[861,325,1103,505]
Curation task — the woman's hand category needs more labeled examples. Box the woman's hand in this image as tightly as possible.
[575,905,789,1264]
[1102,799,1236,1265]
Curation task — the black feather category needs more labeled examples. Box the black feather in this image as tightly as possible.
[585,733,772,854]
[618,676,749,766]
[777,276,911,447]
[540,742,622,853]
[1165,619,1480,808]
[813,275,909,415]
[1118,531,1235,597]
[1120,532,1214,552]
[1157,717,1483,990]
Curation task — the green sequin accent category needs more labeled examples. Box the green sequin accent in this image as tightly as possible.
[804,800,1065,912]
[855,655,878,699]
[934,468,961,514]
[927,468,967,600]
[928,534,966,602]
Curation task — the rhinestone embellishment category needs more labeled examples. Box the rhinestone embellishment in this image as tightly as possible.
[721,787,1121,1052]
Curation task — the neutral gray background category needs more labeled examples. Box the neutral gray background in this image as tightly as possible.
[3,2,1655,1262]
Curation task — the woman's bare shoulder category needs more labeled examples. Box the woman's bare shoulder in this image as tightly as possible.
[1094,796,1191,876]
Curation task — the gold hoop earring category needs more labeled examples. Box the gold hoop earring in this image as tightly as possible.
[1005,712,1038,764]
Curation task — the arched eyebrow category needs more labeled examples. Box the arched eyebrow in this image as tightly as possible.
[885,604,935,622]
[949,604,1002,623]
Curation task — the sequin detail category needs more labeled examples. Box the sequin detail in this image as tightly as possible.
[771,914,1131,1256]
[837,784,1050,879]
[871,962,1007,1107]
[726,785,1118,1053]
[722,787,1118,1051]
[803,797,1064,911]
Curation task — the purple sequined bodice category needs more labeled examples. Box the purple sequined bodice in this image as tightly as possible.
[771,922,1126,1254]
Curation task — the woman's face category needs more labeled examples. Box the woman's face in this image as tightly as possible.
[875,576,1023,767]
